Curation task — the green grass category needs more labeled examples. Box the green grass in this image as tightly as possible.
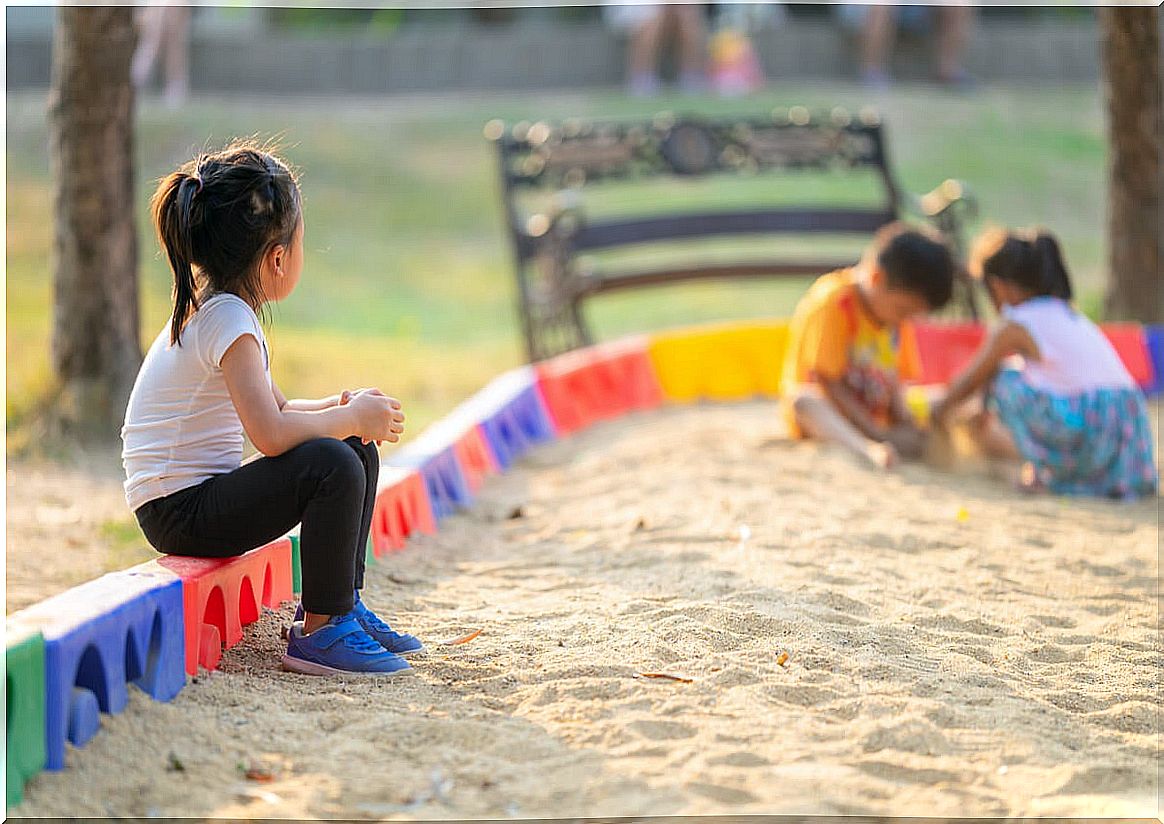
[6,84,1109,442]
[98,518,157,572]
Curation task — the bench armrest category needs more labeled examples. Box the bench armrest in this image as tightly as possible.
[906,178,978,225]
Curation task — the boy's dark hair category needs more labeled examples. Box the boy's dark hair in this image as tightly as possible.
[866,221,955,310]
[969,226,1072,301]
[151,140,301,346]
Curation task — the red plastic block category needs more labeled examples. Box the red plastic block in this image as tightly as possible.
[157,537,293,675]
[455,425,499,493]
[535,336,664,436]
[1101,323,1153,388]
[913,322,986,385]
[371,467,437,556]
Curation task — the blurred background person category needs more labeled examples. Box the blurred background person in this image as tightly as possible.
[131,2,192,108]
[837,3,975,91]
[708,3,782,96]
[604,1,708,96]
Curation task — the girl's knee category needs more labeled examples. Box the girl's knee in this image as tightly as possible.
[300,438,365,487]
[343,435,380,467]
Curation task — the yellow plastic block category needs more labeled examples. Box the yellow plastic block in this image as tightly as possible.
[647,320,789,402]
[905,384,944,426]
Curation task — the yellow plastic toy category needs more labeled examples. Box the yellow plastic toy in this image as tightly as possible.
[647,320,789,402]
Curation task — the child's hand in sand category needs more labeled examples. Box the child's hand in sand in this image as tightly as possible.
[929,397,954,431]
[865,440,900,470]
[884,423,926,460]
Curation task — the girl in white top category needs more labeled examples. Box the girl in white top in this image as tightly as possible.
[122,142,422,676]
[933,227,1156,498]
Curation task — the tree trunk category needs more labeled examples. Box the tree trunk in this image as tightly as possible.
[48,7,141,441]
[1100,8,1163,323]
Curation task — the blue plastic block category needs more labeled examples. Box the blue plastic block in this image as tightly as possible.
[391,445,471,521]
[382,366,558,524]
[1145,326,1164,395]
[11,566,186,770]
[481,384,555,468]
[462,368,556,470]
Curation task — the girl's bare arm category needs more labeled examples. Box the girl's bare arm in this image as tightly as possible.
[271,383,344,412]
[932,321,1038,425]
[222,336,401,456]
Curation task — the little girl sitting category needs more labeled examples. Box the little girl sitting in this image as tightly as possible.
[122,142,423,676]
[932,227,1157,499]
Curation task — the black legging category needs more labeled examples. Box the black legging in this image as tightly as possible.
[135,436,377,616]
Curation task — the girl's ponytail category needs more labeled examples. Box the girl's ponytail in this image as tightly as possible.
[1033,231,1073,301]
[150,142,300,344]
[151,167,205,345]
[970,225,1074,302]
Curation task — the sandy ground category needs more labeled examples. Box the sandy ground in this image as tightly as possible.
[8,402,1161,818]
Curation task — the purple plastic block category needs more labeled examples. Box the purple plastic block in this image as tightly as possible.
[1145,326,1164,395]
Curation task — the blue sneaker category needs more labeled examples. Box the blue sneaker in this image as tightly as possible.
[293,593,425,657]
[282,612,412,677]
[352,595,425,657]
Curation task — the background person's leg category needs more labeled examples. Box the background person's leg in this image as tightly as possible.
[936,5,974,87]
[160,4,192,107]
[860,5,896,88]
[130,5,165,89]
[672,3,708,92]
[625,6,665,96]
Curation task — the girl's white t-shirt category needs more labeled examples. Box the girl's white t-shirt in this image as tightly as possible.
[1003,296,1134,395]
[121,293,270,511]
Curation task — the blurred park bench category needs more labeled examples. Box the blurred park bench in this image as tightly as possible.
[488,109,978,360]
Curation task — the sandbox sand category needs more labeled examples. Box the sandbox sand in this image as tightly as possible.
[12,402,1160,818]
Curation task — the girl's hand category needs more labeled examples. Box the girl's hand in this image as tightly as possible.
[349,391,405,445]
[339,387,379,406]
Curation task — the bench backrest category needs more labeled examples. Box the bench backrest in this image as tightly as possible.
[488,108,904,263]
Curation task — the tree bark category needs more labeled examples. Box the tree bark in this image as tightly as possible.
[48,7,141,441]
[1100,8,1163,323]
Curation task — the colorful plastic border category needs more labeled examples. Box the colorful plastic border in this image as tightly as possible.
[7,317,1159,807]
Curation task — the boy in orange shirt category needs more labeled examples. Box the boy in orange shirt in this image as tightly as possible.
[783,222,954,468]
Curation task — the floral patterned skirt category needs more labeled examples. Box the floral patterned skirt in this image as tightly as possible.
[990,369,1158,499]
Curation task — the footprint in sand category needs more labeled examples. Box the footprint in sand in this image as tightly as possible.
[950,644,995,666]
[1029,614,1077,629]
[771,685,841,708]
[855,760,961,785]
[686,782,759,805]
[1086,701,1158,735]
[861,719,952,757]
[707,751,770,768]
[629,719,697,741]
[1043,691,1123,714]
[1056,764,1155,795]
[914,614,1009,637]
[1025,644,1083,664]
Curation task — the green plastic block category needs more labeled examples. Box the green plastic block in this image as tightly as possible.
[6,625,46,808]
[289,534,302,595]
[291,534,373,593]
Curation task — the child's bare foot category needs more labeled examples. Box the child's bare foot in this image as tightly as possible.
[1014,462,1048,495]
[865,441,899,470]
